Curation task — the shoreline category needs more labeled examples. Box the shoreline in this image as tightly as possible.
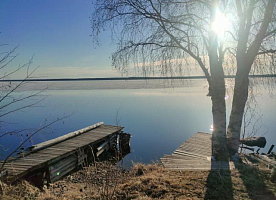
[1,155,275,199]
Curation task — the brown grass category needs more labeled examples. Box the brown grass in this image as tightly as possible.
[1,160,276,200]
[0,180,40,200]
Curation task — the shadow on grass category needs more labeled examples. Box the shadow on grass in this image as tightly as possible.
[204,161,233,200]
[204,154,276,200]
[204,134,234,200]
[234,155,276,200]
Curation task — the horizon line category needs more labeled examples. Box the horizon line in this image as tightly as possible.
[0,74,275,82]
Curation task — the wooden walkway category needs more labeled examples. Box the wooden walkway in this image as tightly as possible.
[161,132,234,170]
[1,123,124,184]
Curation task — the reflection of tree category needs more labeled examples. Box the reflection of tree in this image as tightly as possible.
[91,0,276,160]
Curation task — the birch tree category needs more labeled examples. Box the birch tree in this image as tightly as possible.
[91,0,276,160]
[227,0,276,155]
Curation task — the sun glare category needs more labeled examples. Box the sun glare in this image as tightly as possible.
[211,10,229,38]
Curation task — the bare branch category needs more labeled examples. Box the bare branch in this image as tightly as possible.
[0,115,71,171]
[0,43,53,170]
[257,49,276,55]
[247,0,276,64]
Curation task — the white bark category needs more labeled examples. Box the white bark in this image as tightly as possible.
[227,73,249,154]
[227,0,275,155]
[208,0,228,161]
[211,92,228,160]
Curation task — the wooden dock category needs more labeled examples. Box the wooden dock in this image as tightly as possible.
[0,123,129,186]
[161,132,234,170]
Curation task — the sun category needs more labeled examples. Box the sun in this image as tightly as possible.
[211,10,229,38]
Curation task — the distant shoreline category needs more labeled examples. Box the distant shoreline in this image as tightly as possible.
[0,74,275,82]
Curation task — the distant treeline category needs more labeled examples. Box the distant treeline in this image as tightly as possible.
[1,74,276,82]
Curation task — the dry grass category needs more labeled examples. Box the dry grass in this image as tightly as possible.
[116,163,209,199]
[0,180,40,200]
[1,160,276,200]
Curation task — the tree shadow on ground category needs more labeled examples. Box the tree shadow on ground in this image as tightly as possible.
[204,154,276,200]
[204,161,233,200]
[234,155,276,200]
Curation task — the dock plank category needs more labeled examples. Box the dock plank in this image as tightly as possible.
[1,124,123,183]
[161,132,234,170]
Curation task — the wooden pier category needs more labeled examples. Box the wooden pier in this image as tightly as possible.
[0,123,129,186]
[161,132,234,170]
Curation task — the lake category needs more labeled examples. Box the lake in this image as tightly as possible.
[1,79,275,167]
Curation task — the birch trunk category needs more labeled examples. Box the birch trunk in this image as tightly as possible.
[208,0,228,161]
[227,71,250,155]
[211,87,228,161]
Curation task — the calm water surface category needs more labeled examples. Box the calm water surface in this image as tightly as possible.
[1,79,275,167]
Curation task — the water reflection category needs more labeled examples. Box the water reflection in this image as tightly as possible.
[0,79,275,167]
[210,124,214,132]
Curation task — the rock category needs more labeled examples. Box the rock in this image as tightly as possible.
[136,168,144,176]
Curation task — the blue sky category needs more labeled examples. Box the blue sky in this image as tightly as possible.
[0,0,120,78]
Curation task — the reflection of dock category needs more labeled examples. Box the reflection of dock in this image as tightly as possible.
[161,132,234,170]
[1,123,130,186]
